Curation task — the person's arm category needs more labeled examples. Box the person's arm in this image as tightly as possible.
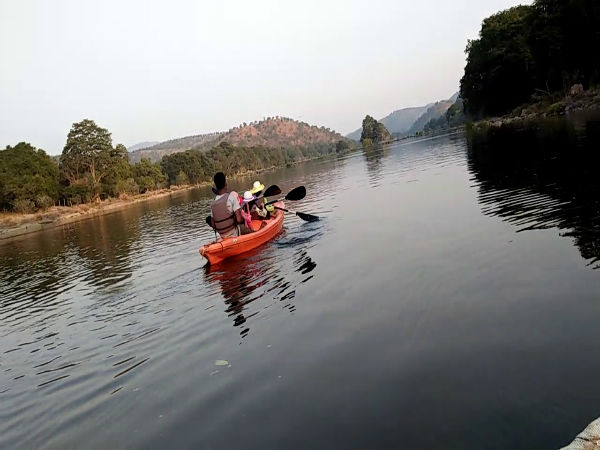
[211,216,215,228]
[230,192,243,224]
[234,208,243,224]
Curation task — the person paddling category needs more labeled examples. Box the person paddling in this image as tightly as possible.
[247,180,274,219]
[210,172,252,239]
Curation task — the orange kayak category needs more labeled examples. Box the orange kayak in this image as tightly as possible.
[199,202,285,265]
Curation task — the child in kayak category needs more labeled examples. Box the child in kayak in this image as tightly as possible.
[248,180,275,219]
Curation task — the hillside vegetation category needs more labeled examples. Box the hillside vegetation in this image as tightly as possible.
[360,116,392,145]
[130,117,346,162]
[407,99,456,135]
[129,132,224,163]
[2,117,352,213]
[460,0,600,118]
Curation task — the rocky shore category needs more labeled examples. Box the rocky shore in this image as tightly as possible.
[476,88,600,129]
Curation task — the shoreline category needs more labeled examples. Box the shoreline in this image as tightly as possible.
[0,151,347,242]
[473,88,600,129]
[0,184,205,242]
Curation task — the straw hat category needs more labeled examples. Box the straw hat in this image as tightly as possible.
[249,180,265,194]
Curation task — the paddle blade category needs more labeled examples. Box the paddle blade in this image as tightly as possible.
[205,215,213,228]
[296,211,319,222]
[263,185,281,197]
[285,185,306,201]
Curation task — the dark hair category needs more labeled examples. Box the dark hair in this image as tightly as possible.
[213,172,226,190]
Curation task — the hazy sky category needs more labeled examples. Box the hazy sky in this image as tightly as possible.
[0,0,529,154]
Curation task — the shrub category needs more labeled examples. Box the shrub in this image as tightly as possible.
[12,199,35,214]
[175,171,189,186]
[35,194,55,210]
[115,178,139,195]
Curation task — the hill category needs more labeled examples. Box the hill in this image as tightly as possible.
[127,141,160,152]
[129,132,225,163]
[407,95,457,135]
[221,117,344,148]
[129,118,347,163]
[346,104,433,140]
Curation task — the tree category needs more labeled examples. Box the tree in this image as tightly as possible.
[104,143,132,196]
[60,119,114,201]
[132,158,166,191]
[460,0,600,118]
[0,142,59,211]
[460,6,534,117]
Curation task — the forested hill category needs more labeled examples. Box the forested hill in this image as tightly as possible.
[127,141,160,152]
[222,117,344,148]
[129,117,346,163]
[129,132,225,163]
[407,98,456,134]
[346,105,431,140]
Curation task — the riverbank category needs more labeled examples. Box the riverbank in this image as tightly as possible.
[0,184,202,241]
[475,88,600,129]
[0,150,350,242]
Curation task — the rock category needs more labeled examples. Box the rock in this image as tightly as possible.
[570,84,584,96]
[561,417,600,449]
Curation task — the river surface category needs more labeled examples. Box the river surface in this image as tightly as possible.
[1,117,600,449]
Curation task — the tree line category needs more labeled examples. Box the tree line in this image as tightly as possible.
[460,0,600,118]
[1,119,348,213]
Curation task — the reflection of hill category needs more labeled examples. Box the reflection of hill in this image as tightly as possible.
[467,114,600,268]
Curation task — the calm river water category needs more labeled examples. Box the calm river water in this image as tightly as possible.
[1,116,600,449]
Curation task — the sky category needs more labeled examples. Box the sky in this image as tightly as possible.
[0,0,530,155]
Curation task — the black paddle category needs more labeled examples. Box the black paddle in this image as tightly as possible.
[265,185,306,205]
[205,215,217,239]
[273,205,319,222]
[262,184,281,197]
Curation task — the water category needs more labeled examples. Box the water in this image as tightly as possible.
[1,115,600,449]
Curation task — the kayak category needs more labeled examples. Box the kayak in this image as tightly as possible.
[199,201,285,265]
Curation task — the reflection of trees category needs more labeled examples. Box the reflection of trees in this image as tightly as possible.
[361,144,390,187]
[71,210,139,289]
[0,208,141,325]
[204,249,318,336]
[467,114,600,268]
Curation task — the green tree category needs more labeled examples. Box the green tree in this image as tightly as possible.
[460,0,600,118]
[60,119,114,201]
[104,143,132,196]
[336,140,350,153]
[175,170,189,185]
[132,158,166,191]
[460,5,534,117]
[0,142,59,211]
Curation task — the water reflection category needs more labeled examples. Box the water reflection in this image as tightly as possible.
[203,227,320,337]
[467,112,600,268]
[361,144,390,188]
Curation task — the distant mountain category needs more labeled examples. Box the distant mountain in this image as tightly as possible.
[129,117,347,163]
[346,92,459,140]
[407,93,458,135]
[346,104,432,140]
[127,141,160,152]
[129,132,224,163]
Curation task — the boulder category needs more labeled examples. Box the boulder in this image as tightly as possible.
[570,84,584,96]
